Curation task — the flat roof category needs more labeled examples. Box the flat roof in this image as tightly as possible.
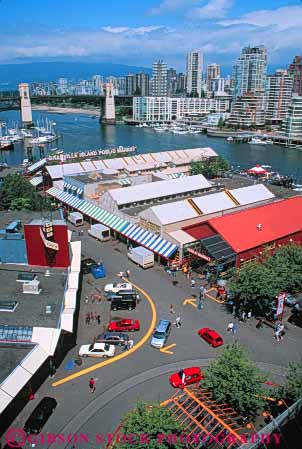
[108,174,212,205]
[0,265,67,328]
[0,346,34,385]
[230,184,275,205]
[152,200,199,224]
[0,211,62,232]
[208,196,302,253]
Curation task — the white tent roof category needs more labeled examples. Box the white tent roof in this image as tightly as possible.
[230,184,275,205]
[20,345,49,374]
[109,175,211,205]
[152,200,199,225]
[192,191,235,214]
[168,230,196,245]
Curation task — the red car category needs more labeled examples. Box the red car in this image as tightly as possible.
[108,318,140,332]
[198,328,223,347]
[169,367,204,389]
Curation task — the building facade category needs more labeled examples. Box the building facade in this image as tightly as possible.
[133,96,231,121]
[282,96,302,139]
[233,46,267,99]
[206,63,221,90]
[266,70,293,123]
[186,51,203,97]
[151,60,168,96]
[228,92,266,128]
[167,68,177,95]
[288,56,302,96]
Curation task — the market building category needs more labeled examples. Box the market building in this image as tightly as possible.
[181,196,302,270]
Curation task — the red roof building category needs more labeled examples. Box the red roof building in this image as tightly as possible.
[208,197,302,267]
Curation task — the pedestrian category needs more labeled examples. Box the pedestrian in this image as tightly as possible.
[89,377,96,393]
[91,295,95,304]
[126,269,131,278]
[227,322,234,332]
[85,296,89,304]
[199,285,206,299]
[93,312,97,321]
[85,313,90,325]
[174,316,181,328]
[232,323,238,335]
[97,315,101,325]
[241,310,246,322]
[247,311,252,320]
[232,305,236,316]
[217,286,226,300]
[169,304,175,314]
[198,299,204,310]
[171,267,177,278]
[191,278,196,289]
[81,229,84,236]
[78,230,81,236]
[256,319,263,329]
[89,311,94,321]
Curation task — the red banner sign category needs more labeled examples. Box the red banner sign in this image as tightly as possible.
[187,248,211,262]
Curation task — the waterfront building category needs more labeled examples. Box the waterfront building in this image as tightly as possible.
[282,96,302,139]
[288,56,302,96]
[206,63,221,90]
[133,96,231,121]
[186,50,203,97]
[151,60,168,96]
[233,46,267,99]
[228,91,266,128]
[167,68,177,95]
[176,73,186,94]
[266,70,293,123]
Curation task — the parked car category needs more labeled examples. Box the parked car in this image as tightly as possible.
[24,397,57,434]
[81,257,97,274]
[151,319,171,348]
[169,367,204,389]
[198,328,223,347]
[78,342,115,358]
[107,289,139,301]
[108,318,140,332]
[95,332,129,346]
[104,282,133,293]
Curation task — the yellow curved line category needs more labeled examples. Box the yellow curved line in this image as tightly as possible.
[52,277,157,387]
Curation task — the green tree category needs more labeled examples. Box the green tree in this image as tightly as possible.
[202,343,267,418]
[278,360,302,403]
[190,155,229,179]
[0,174,52,211]
[266,245,302,294]
[117,401,184,449]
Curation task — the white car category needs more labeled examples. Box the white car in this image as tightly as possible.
[104,282,132,293]
[78,342,115,358]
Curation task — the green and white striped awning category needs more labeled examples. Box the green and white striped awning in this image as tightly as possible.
[167,173,187,179]
[30,176,43,187]
[118,178,131,186]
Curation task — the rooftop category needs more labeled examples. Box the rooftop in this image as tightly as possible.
[0,210,62,233]
[108,174,212,205]
[0,346,34,385]
[0,265,68,328]
[208,196,302,253]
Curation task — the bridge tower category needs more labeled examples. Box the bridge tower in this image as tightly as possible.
[102,83,116,124]
[18,83,33,126]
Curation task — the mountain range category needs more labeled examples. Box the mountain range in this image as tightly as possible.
[0,61,152,90]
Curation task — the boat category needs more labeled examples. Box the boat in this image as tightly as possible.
[265,139,274,144]
[0,141,14,151]
[248,137,268,145]
[227,137,234,142]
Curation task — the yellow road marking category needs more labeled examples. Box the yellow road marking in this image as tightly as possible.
[182,297,197,308]
[205,287,225,304]
[52,277,157,387]
[160,343,176,355]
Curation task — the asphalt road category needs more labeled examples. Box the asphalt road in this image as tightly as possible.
[6,226,302,449]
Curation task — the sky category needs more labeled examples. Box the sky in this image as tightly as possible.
[0,0,301,71]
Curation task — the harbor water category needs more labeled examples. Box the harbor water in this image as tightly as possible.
[1,110,302,182]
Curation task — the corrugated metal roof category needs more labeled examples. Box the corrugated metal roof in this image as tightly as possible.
[230,184,275,205]
[109,175,211,205]
[192,191,235,214]
[152,200,199,225]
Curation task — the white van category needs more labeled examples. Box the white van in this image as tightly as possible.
[88,224,110,242]
[68,212,83,226]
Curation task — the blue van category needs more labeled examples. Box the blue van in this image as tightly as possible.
[151,319,171,348]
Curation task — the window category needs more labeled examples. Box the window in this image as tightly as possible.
[0,301,18,312]
[0,325,33,342]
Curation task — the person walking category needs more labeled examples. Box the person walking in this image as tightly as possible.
[191,278,196,289]
[89,378,96,393]
[198,298,204,310]
[85,313,90,325]
[247,311,252,320]
[126,269,131,279]
[199,285,206,300]
[241,310,246,322]
[227,322,234,332]
[232,323,238,335]
[256,319,263,329]
[97,315,101,325]
[169,304,175,314]
[174,316,181,328]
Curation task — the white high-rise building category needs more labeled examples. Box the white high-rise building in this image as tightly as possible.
[151,60,167,96]
[233,46,267,99]
[186,50,203,97]
[266,70,293,123]
[282,96,302,139]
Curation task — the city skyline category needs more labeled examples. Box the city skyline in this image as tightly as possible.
[0,1,301,70]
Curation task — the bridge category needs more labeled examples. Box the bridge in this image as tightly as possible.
[0,90,133,121]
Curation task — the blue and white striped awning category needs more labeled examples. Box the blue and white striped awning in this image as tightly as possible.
[167,173,186,179]
[30,176,43,187]
[77,188,83,195]
[120,223,178,258]
[46,187,178,259]
[119,178,131,186]
[27,158,47,173]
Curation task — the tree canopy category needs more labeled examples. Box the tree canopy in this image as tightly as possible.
[117,401,184,449]
[202,343,267,418]
[278,360,302,403]
[0,174,52,211]
[190,155,229,179]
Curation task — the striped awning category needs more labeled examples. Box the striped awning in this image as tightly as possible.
[120,223,178,258]
[119,178,131,186]
[167,173,186,179]
[30,176,43,187]
[46,187,178,258]
[27,158,47,173]
[77,188,83,195]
